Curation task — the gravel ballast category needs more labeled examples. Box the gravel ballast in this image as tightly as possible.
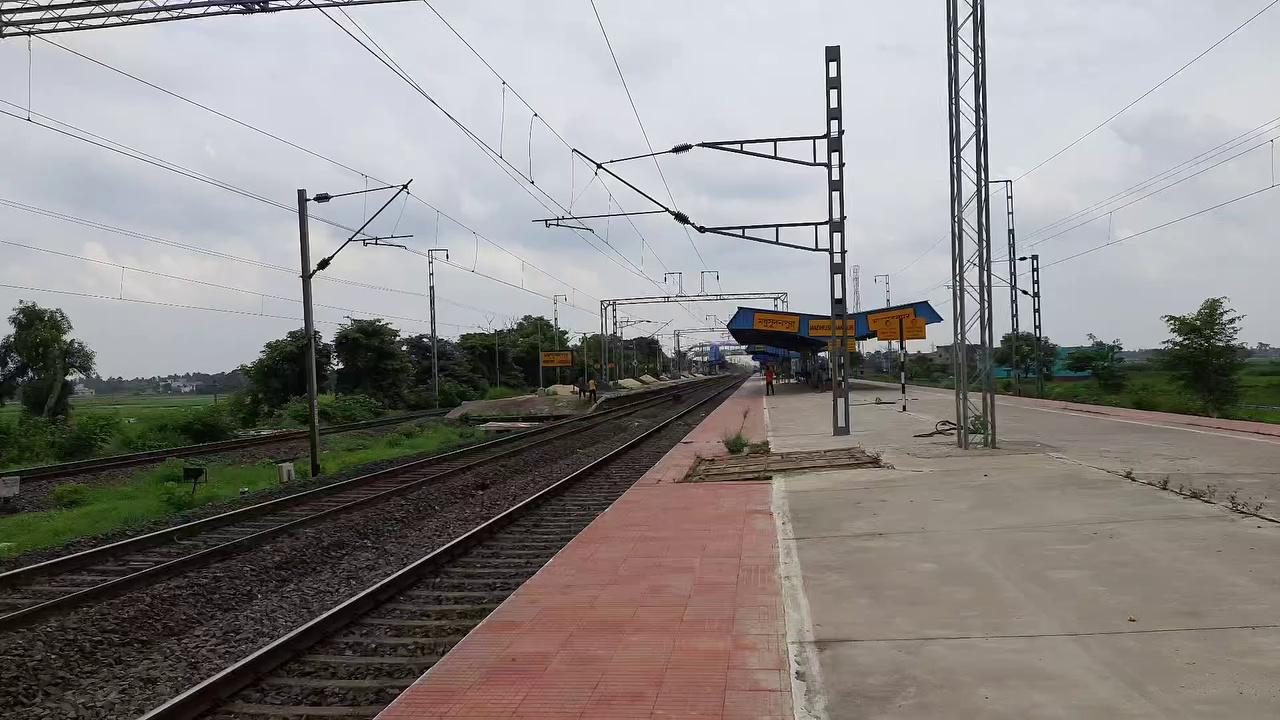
[0,382,736,720]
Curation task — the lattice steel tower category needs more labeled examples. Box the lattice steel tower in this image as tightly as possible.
[946,0,997,448]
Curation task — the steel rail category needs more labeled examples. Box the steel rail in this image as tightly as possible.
[137,376,741,720]
[0,379,717,630]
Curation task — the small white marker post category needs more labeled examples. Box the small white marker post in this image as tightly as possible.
[1,476,20,511]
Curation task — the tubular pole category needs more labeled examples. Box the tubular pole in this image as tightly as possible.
[296,189,321,478]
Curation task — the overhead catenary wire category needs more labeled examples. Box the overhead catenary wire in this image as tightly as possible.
[35,34,605,313]
[587,0,708,269]
[1013,0,1280,183]
[315,6,667,293]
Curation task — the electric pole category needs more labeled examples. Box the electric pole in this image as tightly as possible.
[1019,254,1044,397]
[296,189,321,479]
[992,179,1019,394]
[426,248,449,408]
[296,180,411,479]
[874,273,891,307]
[553,294,567,384]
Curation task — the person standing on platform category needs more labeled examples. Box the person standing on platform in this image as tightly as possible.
[765,365,776,396]
[588,376,598,404]
[577,375,588,402]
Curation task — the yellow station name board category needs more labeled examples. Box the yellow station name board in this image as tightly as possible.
[752,312,801,333]
[541,351,573,367]
[826,339,859,352]
[808,318,854,337]
[875,316,927,341]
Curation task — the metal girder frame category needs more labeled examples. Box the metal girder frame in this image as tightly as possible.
[672,327,731,375]
[825,45,851,437]
[599,292,788,383]
[993,179,1019,394]
[0,0,420,36]
[947,0,997,448]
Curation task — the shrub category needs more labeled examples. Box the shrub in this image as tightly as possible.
[121,422,189,452]
[173,404,236,444]
[55,413,122,460]
[50,483,92,508]
[159,481,199,511]
[723,433,748,454]
[319,394,384,424]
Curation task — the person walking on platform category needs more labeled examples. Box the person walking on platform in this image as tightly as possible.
[587,376,598,404]
[577,375,589,402]
[764,365,776,396]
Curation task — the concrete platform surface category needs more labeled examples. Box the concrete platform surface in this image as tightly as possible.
[377,379,779,720]
[772,382,1280,719]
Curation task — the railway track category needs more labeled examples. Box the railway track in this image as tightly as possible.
[0,378,718,632]
[8,409,452,483]
[139,376,740,720]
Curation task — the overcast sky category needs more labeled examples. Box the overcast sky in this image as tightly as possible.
[1,0,1277,377]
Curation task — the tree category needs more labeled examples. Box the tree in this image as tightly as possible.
[0,302,96,418]
[334,318,413,407]
[907,352,942,380]
[241,328,333,413]
[458,327,522,388]
[403,334,488,406]
[1065,334,1127,391]
[1158,297,1247,416]
[994,331,1059,383]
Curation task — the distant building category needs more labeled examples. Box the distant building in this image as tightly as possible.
[72,383,95,397]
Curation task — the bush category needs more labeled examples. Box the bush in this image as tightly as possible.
[159,481,199,511]
[319,394,384,424]
[723,433,748,454]
[0,415,56,468]
[173,404,236,444]
[484,386,525,401]
[55,413,122,460]
[50,483,92,508]
[120,422,188,452]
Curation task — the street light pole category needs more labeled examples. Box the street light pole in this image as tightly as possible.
[426,249,449,408]
[296,189,321,479]
[1017,254,1044,397]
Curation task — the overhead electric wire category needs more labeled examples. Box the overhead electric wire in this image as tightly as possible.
[416,0,685,282]
[36,35,604,313]
[1013,0,1279,183]
[0,237,492,330]
[1020,113,1280,242]
[314,6,664,293]
[1040,181,1277,269]
[1000,131,1280,260]
[587,0,708,269]
[0,196,487,315]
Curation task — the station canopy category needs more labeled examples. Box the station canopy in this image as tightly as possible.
[725,302,945,353]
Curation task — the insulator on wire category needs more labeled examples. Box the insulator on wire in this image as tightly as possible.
[670,210,691,225]
[670,143,694,154]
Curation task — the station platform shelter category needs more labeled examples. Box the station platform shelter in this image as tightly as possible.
[724,302,945,355]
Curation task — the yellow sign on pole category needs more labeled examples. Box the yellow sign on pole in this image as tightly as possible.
[875,316,927,341]
[808,318,853,337]
[541,351,572,368]
[752,312,801,333]
[867,308,916,333]
[826,339,859,352]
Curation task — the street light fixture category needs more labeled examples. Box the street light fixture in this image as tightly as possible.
[296,180,412,478]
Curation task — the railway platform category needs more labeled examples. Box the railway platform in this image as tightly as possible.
[377,376,778,720]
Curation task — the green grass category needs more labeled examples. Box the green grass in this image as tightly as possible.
[483,386,527,401]
[0,393,214,420]
[870,361,1280,425]
[0,422,483,559]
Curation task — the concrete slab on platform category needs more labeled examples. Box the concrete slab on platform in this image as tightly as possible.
[771,382,1280,719]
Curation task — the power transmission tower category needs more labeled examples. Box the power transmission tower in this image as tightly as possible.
[947,0,997,448]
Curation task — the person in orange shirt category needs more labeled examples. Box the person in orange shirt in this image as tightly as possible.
[764,365,776,396]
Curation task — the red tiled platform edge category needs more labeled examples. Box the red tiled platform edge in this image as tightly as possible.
[377,378,784,720]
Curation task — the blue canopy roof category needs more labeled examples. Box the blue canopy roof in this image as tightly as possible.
[725,301,945,353]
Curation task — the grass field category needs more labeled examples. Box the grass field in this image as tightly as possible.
[871,360,1280,425]
[0,421,484,558]
[0,393,215,420]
